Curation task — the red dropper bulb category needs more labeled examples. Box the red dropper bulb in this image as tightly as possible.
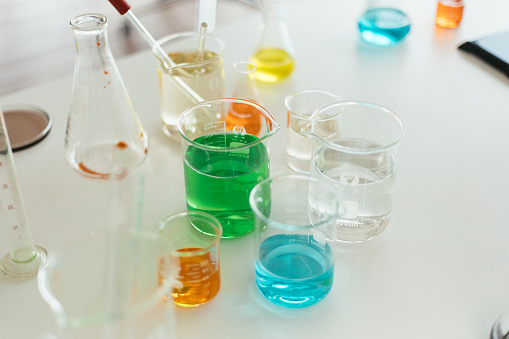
[108,0,131,15]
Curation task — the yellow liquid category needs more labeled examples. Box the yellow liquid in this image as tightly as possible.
[250,48,294,83]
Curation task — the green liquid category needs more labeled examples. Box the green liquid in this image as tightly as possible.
[184,133,270,238]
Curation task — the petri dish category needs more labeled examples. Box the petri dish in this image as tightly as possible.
[1,104,52,151]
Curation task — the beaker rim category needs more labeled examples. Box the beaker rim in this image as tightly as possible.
[249,174,340,231]
[178,98,281,151]
[155,211,223,257]
[302,101,405,154]
[70,13,108,32]
[285,89,342,120]
[156,31,225,53]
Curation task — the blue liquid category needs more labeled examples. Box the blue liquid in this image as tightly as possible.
[255,234,334,308]
[358,7,410,46]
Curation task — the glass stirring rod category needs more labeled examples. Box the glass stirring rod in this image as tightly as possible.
[107,0,204,104]
[0,107,47,280]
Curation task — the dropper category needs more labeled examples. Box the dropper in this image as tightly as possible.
[196,22,208,62]
[107,0,204,103]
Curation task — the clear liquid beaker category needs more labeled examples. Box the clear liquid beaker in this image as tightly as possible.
[157,32,225,139]
[358,0,411,46]
[302,101,405,243]
[37,230,175,338]
[178,98,280,238]
[65,14,149,179]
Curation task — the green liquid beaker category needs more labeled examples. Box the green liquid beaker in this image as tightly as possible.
[178,98,280,238]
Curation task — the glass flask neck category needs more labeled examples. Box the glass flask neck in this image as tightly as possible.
[71,14,110,57]
[261,0,285,23]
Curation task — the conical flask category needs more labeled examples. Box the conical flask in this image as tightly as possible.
[250,0,295,83]
[65,14,149,179]
[227,61,269,136]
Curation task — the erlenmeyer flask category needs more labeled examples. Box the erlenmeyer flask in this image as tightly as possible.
[358,0,411,46]
[65,14,149,179]
[226,61,265,135]
[250,0,295,83]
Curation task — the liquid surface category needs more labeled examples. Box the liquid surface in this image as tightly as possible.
[358,7,411,46]
[311,139,396,242]
[436,1,464,28]
[184,133,269,238]
[255,234,334,308]
[250,48,294,83]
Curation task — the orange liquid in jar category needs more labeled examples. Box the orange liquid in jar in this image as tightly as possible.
[436,1,464,28]
[161,247,220,307]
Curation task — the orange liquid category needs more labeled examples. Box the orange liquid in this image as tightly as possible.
[161,247,220,307]
[226,101,272,137]
[436,1,464,28]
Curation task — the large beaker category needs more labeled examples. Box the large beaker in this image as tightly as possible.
[302,101,405,243]
[65,14,149,179]
[178,98,280,239]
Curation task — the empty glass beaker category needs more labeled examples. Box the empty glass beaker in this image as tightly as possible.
[302,101,405,242]
[178,98,280,238]
[65,14,149,179]
[358,0,411,46]
[37,230,174,338]
[250,0,295,82]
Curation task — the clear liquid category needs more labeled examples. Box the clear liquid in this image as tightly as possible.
[250,48,294,83]
[158,51,224,137]
[311,140,396,242]
[358,7,411,46]
[286,126,313,173]
[184,133,270,238]
[255,234,334,308]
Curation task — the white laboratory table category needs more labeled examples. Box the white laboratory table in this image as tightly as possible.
[2,0,509,338]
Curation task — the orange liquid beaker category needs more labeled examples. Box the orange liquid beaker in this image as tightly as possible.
[436,0,464,28]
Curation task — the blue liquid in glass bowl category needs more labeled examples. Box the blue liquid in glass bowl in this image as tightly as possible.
[358,7,411,46]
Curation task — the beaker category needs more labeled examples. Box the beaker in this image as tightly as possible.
[226,61,263,135]
[250,0,295,82]
[435,0,464,28]
[249,175,339,308]
[358,0,411,46]
[65,14,149,179]
[157,32,225,139]
[302,101,405,243]
[178,98,280,238]
[156,211,222,307]
[37,230,175,338]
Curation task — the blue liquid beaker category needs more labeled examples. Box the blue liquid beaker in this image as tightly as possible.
[358,0,411,46]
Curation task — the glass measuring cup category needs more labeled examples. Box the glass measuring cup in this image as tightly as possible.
[249,175,339,308]
[302,101,405,243]
[178,98,280,238]
[157,32,225,139]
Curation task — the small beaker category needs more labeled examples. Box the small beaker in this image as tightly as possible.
[226,61,263,135]
[157,32,225,139]
[155,211,222,307]
[435,0,464,28]
[37,230,174,338]
[358,0,411,46]
[250,0,295,82]
[285,89,341,174]
[249,175,339,308]
[65,14,149,179]
[302,101,405,243]
[178,98,280,238]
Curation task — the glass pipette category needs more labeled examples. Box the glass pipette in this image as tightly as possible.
[107,0,205,104]
[0,106,47,280]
